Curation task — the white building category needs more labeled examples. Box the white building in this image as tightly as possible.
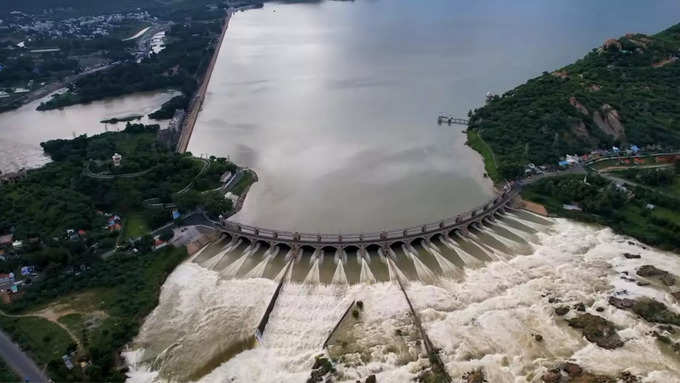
[112,153,122,167]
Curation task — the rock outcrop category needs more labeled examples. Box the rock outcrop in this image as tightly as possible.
[636,265,675,286]
[602,38,622,51]
[567,314,623,349]
[463,368,486,383]
[569,97,590,116]
[542,362,637,383]
[593,104,625,140]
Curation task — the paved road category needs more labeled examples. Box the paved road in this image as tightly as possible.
[0,330,48,383]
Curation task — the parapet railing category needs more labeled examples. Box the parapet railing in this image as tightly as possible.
[218,185,519,244]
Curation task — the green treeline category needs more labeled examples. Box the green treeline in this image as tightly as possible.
[148,95,189,120]
[468,23,680,180]
[0,125,243,381]
[2,246,188,382]
[522,173,680,251]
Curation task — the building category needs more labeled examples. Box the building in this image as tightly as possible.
[0,273,14,291]
[0,234,12,248]
[112,153,122,167]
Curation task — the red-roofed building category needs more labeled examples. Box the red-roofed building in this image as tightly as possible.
[0,234,12,248]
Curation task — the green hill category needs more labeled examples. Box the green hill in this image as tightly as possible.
[468,22,680,180]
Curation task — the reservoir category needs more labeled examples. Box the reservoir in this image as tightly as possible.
[122,1,680,382]
[188,0,680,233]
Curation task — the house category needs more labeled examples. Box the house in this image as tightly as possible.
[112,153,122,167]
[11,240,22,249]
[630,145,640,154]
[0,234,13,248]
[0,273,14,291]
[565,154,580,165]
[107,215,122,231]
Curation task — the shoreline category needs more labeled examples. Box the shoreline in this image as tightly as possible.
[176,11,232,153]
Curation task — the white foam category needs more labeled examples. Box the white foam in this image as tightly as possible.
[126,219,680,382]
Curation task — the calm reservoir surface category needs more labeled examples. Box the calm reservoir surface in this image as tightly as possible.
[188,0,680,233]
[0,90,178,173]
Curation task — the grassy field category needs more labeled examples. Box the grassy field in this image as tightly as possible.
[466,130,500,183]
[58,314,86,344]
[0,246,188,382]
[121,213,150,240]
[0,316,74,367]
[660,176,680,196]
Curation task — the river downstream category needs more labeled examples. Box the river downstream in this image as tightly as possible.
[126,215,680,382]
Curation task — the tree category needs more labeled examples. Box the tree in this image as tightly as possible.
[173,190,202,212]
[159,230,174,242]
[202,191,232,218]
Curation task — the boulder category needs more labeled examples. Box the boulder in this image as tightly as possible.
[637,265,666,277]
[562,362,583,377]
[636,265,675,286]
[541,370,561,383]
[603,38,622,50]
[623,253,641,259]
[632,298,680,326]
[463,369,486,383]
[365,375,376,383]
[567,314,624,349]
[555,306,570,316]
[574,303,586,312]
[609,296,635,310]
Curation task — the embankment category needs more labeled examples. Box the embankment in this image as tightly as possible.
[176,12,231,153]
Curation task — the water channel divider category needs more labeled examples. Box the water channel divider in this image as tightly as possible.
[255,257,294,344]
[388,258,452,382]
[322,300,356,349]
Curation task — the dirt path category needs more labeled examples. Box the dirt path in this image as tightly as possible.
[0,307,82,349]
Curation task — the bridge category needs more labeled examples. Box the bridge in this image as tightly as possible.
[216,184,520,254]
[437,114,469,126]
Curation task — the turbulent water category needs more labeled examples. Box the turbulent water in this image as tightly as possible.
[125,216,680,382]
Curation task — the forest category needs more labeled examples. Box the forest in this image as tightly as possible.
[522,171,680,251]
[468,23,680,180]
[0,126,241,381]
[1,123,233,251]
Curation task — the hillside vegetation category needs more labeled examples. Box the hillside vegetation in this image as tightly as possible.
[468,23,680,180]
